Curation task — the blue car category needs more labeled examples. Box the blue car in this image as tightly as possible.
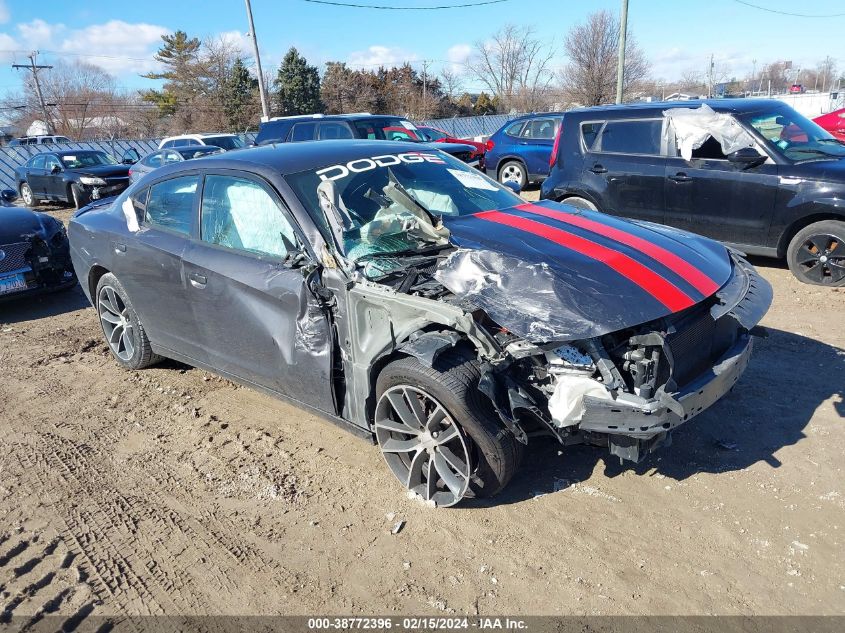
[485,113,564,188]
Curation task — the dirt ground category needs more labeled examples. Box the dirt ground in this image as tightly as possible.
[1,193,844,625]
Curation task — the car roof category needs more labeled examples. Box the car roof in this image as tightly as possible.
[152,139,442,176]
[164,133,236,139]
[53,149,108,156]
[163,144,219,151]
[566,98,785,117]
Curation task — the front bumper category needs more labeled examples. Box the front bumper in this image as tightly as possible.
[579,333,754,462]
[90,182,128,200]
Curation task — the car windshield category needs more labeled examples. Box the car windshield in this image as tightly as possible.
[59,151,118,168]
[202,136,244,150]
[417,127,446,142]
[178,146,222,159]
[739,108,845,161]
[285,150,521,262]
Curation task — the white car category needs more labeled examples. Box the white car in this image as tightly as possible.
[158,133,245,151]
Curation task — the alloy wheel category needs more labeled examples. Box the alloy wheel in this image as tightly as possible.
[794,233,845,285]
[375,386,472,507]
[20,184,33,206]
[98,285,136,362]
[500,164,523,184]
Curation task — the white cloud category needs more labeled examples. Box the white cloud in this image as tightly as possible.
[217,30,252,57]
[347,45,418,69]
[10,19,167,76]
[0,1,10,24]
[446,43,472,74]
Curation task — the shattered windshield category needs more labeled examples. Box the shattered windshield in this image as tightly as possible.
[739,109,845,161]
[285,150,521,261]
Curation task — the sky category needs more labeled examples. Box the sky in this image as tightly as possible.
[0,0,843,100]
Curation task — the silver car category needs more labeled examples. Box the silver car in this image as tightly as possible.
[128,145,223,184]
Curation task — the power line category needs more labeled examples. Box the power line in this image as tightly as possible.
[730,0,845,18]
[299,0,511,9]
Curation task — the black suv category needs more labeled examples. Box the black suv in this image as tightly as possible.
[255,113,480,166]
[541,99,845,285]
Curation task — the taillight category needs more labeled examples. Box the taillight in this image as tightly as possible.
[550,123,562,168]
[485,139,495,151]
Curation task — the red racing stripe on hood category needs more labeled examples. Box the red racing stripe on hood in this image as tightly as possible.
[475,210,696,312]
[516,202,720,296]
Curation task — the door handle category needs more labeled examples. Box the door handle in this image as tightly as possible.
[189,273,207,288]
[668,172,693,183]
[113,242,126,254]
[589,164,607,174]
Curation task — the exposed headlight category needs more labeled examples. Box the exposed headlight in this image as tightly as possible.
[79,176,107,186]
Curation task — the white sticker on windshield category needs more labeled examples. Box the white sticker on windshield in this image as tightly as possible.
[122,197,140,232]
[400,120,418,130]
[447,168,498,191]
[64,155,76,161]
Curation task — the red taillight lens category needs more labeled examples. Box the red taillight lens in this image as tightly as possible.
[550,124,562,168]
[485,139,495,151]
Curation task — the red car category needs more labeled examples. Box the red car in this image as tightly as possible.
[415,125,486,167]
[813,108,845,141]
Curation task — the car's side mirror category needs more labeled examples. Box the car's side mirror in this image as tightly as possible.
[0,189,17,203]
[502,180,522,194]
[728,147,766,168]
[51,165,62,174]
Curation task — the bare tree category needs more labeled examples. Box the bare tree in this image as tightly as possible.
[816,56,837,92]
[467,24,555,112]
[438,67,463,101]
[559,10,649,106]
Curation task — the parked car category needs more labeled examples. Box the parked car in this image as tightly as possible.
[0,191,76,300]
[159,134,245,151]
[255,114,481,166]
[8,135,72,146]
[129,145,224,183]
[415,125,486,167]
[789,84,805,94]
[813,108,845,141]
[68,140,770,507]
[541,99,845,286]
[16,150,130,209]
[484,113,564,187]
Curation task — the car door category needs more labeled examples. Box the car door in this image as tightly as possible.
[116,174,207,361]
[25,155,48,196]
[42,154,65,199]
[516,117,560,178]
[584,118,668,224]
[181,171,335,413]
[663,134,779,246]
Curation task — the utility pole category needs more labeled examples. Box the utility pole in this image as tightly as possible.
[12,52,53,133]
[707,54,714,98]
[244,0,270,122]
[421,60,430,119]
[615,0,629,104]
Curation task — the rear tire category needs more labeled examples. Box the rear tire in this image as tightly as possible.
[95,273,161,369]
[375,348,523,506]
[786,220,845,286]
[562,196,599,211]
[19,182,34,206]
[498,160,527,189]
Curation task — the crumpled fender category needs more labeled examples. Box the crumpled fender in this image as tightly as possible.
[397,330,462,367]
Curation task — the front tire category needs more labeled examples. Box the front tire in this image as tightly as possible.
[70,183,90,210]
[786,220,845,286]
[498,160,527,189]
[375,349,523,507]
[20,182,34,206]
[96,273,161,369]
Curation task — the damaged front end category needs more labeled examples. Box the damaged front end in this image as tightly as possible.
[0,213,76,301]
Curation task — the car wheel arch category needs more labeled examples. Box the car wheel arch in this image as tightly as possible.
[88,265,110,302]
[560,193,602,211]
[777,211,845,258]
[497,156,527,176]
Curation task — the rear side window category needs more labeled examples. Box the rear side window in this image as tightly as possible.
[142,152,163,168]
[521,119,556,139]
[596,120,663,156]
[200,175,295,259]
[318,122,354,140]
[289,122,316,142]
[173,138,191,147]
[161,140,174,148]
[145,175,198,235]
[504,121,525,137]
[581,122,603,150]
[29,155,46,169]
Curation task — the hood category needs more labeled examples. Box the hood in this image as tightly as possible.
[427,141,477,154]
[435,200,733,342]
[71,164,130,178]
[0,207,57,243]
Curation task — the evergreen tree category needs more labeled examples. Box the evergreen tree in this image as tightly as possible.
[275,48,321,115]
[474,91,496,114]
[224,57,258,132]
[142,31,205,128]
